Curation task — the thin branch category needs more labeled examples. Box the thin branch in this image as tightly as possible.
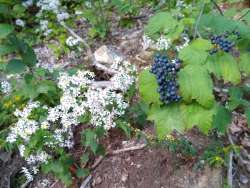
[227,151,233,188]
[238,10,250,20]
[110,143,146,155]
[194,2,205,38]
[211,0,224,16]
[60,22,92,58]
[80,175,92,188]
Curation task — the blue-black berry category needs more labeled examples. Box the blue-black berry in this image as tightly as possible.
[150,54,181,104]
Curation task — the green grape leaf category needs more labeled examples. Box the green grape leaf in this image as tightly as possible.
[182,103,216,134]
[179,39,212,66]
[6,59,26,74]
[0,24,14,38]
[178,65,214,108]
[147,104,185,138]
[138,69,161,105]
[144,12,178,37]
[212,105,232,134]
[217,54,241,84]
[199,13,250,40]
[245,108,250,128]
[228,87,249,110]
[239,53,250,76]
[206,53,241,84]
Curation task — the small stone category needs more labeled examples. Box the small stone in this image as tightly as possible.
[121,173,128,182]
[240,174,249,184]
[241,136,250,148]
[136,164,141,168]
[94,45,117,64]
[92,176,102,186]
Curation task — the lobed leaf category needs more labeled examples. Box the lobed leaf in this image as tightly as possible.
[178,65,214,108]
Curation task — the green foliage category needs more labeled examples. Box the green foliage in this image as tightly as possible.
[41,153,74,186]
[154,136,197,158]
[138,69,161,105]
[0,24,14,38]
[197,141,226,168]
[179,39,212,66]
[148,105,185,138]
[239,53,250,76]
[198,13,250,41]
[145,12,178,37]
[178,65,214,108]
[212,105,232,134]
[6,59,26,74]
[182,103,216,134]
[81,128,105,155]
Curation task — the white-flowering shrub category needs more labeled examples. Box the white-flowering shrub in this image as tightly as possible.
[6,57,136,181]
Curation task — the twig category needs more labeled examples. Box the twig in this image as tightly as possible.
[227,151,233,188]
[211,0,224,16]
[110,143,146,155]
[194,2,205,38]
[80,175,92,188]
[49,180,59,188]
[91,156,105,170]
[60,22,118,75]
[21,180,31,188]
[60,22,93,58]
[238,10,250,20]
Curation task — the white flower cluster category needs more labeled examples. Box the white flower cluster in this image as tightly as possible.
[22,0,33,8]
[7,101,40,143]
[175,33,190,52]
[142,35,171,51]
[142,34,190,52]
[36,0,70,36]
[38,20,52,36]
[66,36,80,47]
[37,0,60,12]
[7,56,136,182]
[0,80,11,94]
[15,19,25,27]
[85,88,128,129]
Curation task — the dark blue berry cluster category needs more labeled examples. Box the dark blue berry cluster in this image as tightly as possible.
[150,54,181,104]
[209,31,240,55]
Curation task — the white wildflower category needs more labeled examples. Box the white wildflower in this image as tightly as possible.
[155,35,171,50]
[37,0,60,12]
[18,145,26,157]
[15,19,25,27]
[22,0,33,8]
[142,35,155,50]
[66,36,80,47]
[57,11,70,22]
[1,80,11,94]
[21,167,33,181]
